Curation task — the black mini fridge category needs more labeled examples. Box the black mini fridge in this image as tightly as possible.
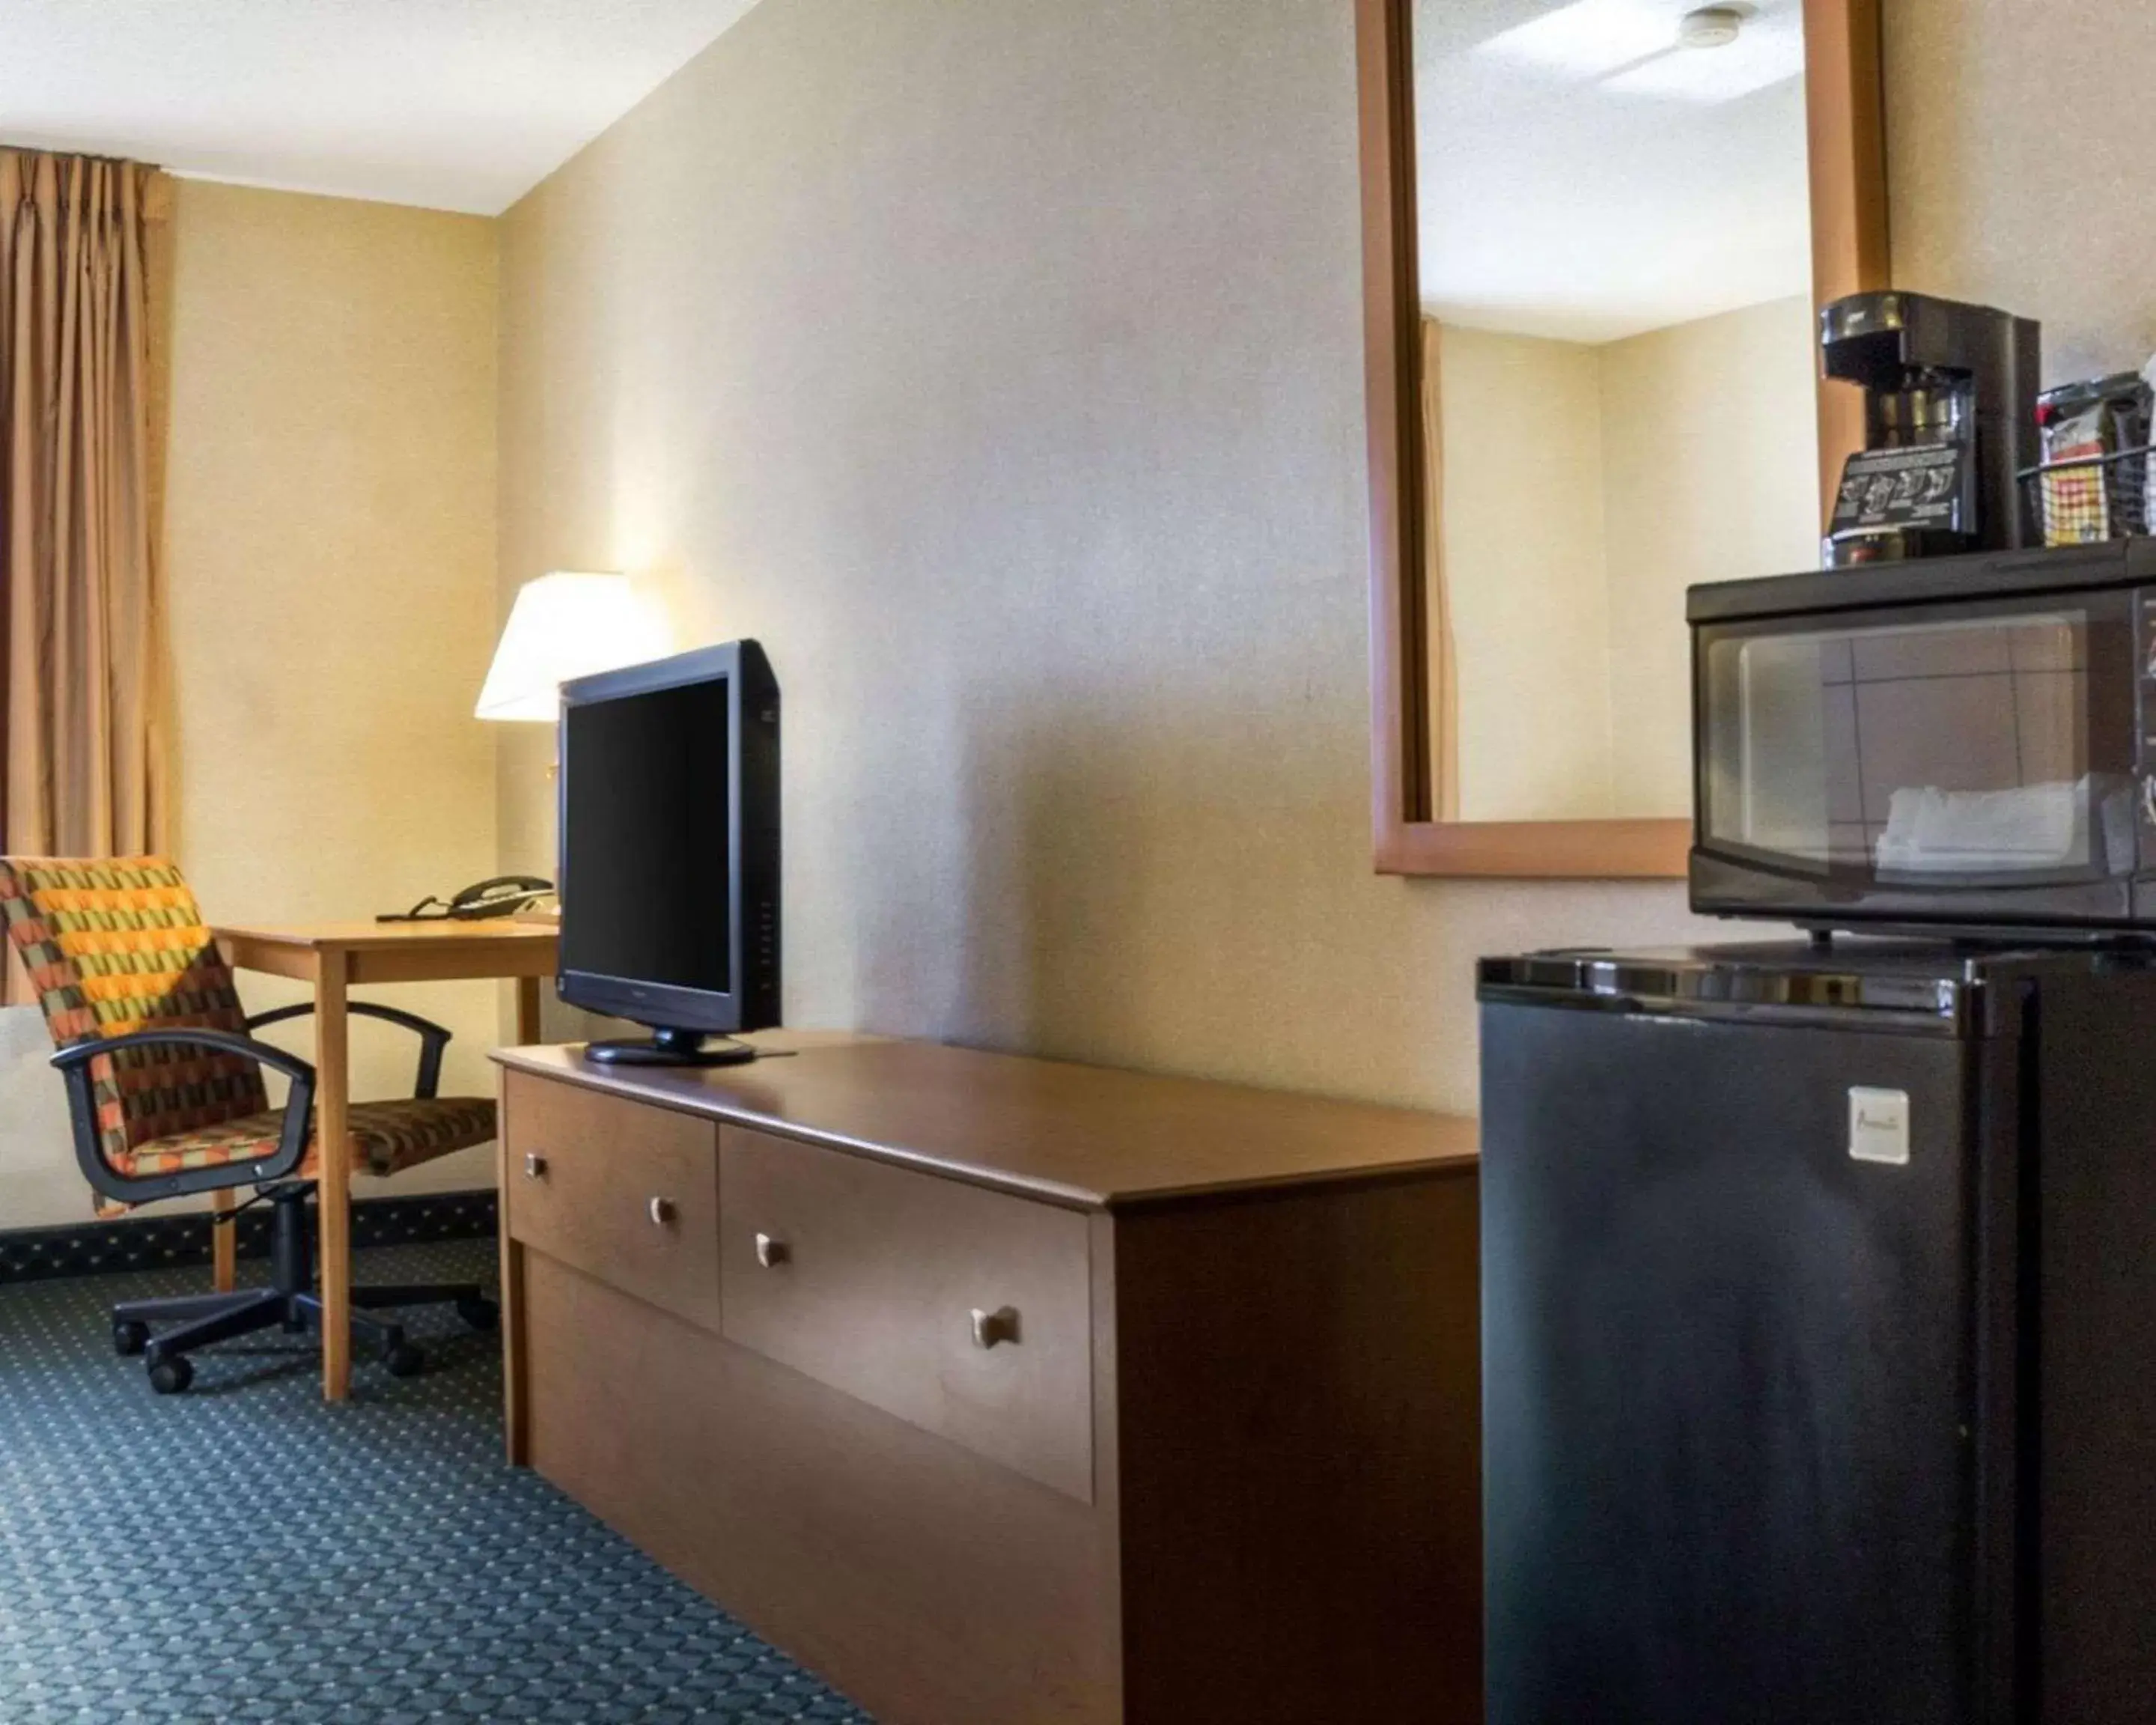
[1477,941,2156,1725]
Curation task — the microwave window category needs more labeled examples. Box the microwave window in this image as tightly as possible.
[1703,612,2129,877]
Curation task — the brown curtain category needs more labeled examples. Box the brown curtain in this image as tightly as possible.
[0,150,174,1003]
[1421,317,1459,821]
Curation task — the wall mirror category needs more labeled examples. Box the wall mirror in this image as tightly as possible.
[1359,0,1889,875]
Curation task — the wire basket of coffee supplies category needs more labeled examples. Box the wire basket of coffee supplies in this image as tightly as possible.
[2024,371,2154,545]
[2021,446,2152,545]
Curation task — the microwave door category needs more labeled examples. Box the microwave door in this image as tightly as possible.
[1694,591,2140,926]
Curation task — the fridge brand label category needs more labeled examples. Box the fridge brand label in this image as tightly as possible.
[1848,1088,1910,1165]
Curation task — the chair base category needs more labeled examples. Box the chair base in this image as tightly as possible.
[110,1183,495,1393]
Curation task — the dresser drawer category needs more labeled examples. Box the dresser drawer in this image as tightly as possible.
[503,1072,721,1331]
[719,1126,1094,1502]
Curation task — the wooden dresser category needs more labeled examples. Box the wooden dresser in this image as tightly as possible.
[493,1035,1482,1725]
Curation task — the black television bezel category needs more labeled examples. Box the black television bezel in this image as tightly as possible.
[555,639,779,1038]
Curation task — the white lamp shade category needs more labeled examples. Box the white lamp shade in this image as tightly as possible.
[475,572,670,721]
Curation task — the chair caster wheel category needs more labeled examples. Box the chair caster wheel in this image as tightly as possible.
[456,1296,499,1333]
[383,1339,425,1378]
[113,1320,150,1357]
[147,1354,194,1395]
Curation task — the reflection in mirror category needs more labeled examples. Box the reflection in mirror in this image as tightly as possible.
[1414,0,1822,825]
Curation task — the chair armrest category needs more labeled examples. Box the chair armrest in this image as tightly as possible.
[246,1000,450,1099]
[51,1029,319,1207]
[52,1026,317,1083]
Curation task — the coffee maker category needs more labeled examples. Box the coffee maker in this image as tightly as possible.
[1820,290,2041,567]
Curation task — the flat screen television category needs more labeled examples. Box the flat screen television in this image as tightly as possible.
[556,640,779,1066]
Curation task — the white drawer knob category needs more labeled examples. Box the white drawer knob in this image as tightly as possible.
[523,1152,547,1179]
[648,1196,677,1227]
[970,1306,1020,1350]
[754,1232,790,1269]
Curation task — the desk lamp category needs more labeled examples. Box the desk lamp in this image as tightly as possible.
[476,571,669,723]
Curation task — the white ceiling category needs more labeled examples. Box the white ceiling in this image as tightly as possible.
[1416,0,1812,343]
[0,0,769,215]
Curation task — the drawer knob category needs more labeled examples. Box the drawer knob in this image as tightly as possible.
[648,1196,677,1227]
[754,1232,790,1269]
[523,1152,548,1179]
[970,1306,1021,1350]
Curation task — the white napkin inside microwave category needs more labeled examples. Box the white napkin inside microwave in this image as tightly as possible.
[1875,777,2087,872]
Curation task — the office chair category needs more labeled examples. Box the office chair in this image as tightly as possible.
[0,857,500,1393]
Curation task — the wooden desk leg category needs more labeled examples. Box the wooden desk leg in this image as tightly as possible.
[514,975,542,1047]
[316,955,353,1402]
[211,1189,237,1292]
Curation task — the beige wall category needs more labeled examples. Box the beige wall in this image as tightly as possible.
[0,180,501,1226]
[1887,0,2156,386]
[1600,294,1820,815]
[498,0,2145,1115]
[496,0,1720,1117]
[1440,325,1615,824]
[1440,296,1816,825]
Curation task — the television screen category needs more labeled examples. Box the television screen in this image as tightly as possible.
[557,639,779,1059]
[561,675,733,992]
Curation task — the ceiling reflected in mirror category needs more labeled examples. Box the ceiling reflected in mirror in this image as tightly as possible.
[1415,0,1811,343]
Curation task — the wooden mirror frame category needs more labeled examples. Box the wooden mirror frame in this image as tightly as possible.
[1358,0,1891,877]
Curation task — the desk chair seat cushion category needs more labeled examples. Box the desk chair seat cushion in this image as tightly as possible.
[122,1094,500,1183]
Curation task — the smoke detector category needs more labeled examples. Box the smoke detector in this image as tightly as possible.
[1678,5,1748,49]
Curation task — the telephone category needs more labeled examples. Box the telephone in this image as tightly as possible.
[377,876,554,923]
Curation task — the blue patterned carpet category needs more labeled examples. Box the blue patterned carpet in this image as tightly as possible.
[0,1240,872,1724]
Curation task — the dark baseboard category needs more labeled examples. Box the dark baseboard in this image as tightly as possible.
[0,1188,499,1286]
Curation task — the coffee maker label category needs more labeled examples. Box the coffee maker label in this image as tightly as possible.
[1830,442,1971,535]
[1848,1087,1911,1166]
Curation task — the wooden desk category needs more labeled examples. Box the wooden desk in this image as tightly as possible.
[493,1038,1482,1724]
[214,920,558,1401]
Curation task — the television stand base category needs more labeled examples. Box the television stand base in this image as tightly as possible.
[583,1029,758,1068]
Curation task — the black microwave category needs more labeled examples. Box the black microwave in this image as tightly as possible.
[1689,538,2156,937]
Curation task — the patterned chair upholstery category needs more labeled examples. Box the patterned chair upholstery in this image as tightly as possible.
[0,856,498,1216]
[121,1095,499,1191]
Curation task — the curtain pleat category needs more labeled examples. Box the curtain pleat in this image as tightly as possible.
[0,150,172,1004]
